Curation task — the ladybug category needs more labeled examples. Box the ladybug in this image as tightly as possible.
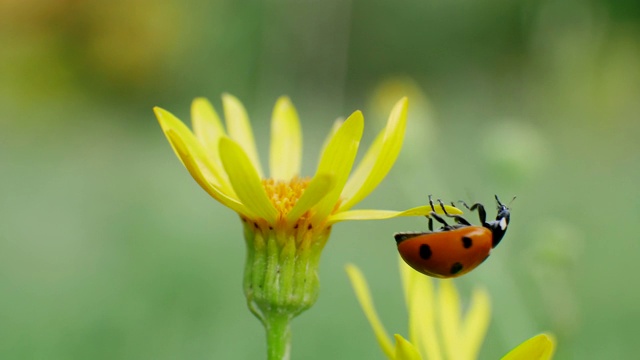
[395,195,512,278]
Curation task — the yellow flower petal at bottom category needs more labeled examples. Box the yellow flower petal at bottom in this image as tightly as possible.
[501,333,556,360]
[438,280,462,360]
[349,259,554,360]
[394,334,423,360]
[401,261,442,360]
[219,137,278,224]
[345,264,394,359]
[460,288,491,360]
[270,96,302,181]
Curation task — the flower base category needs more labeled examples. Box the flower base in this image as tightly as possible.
[242,218,331,359]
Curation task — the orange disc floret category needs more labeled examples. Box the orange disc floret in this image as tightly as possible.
[262,177,311,219]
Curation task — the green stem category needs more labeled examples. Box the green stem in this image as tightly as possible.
[265,313,292,360]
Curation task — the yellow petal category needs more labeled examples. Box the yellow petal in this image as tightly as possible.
[403,261,442,360]
[269,96,302,181]
[222,93,264,177]
[154,106,234,195]
[460,288,491,360]
[327,204,463,225]
[399,257,413,311]
[400,261,436,360]
[328,209,411,224]
[219,137,277,224]
[345,264,394,359]
[191,98,228,181]
[164,130,254,218]
[501,333,556,360]
[191,97,225,148]
[438,280,462,360]
[310,111,364,224]
[318,118,344,165]
[340,128,383,204]
[394,334,423,360]
[286,174,334,224]
[340,97,409,211]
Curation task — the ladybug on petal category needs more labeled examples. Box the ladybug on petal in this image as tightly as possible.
[395,195,512,278]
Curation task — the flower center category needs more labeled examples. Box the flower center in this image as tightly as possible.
[262,177,311,219]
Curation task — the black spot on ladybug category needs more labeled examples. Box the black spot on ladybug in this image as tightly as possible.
[450,262,463,275]
[419,244,432,260]
[462,236,473,249]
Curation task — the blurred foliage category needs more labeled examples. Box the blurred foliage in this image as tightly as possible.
[1,0,640,358]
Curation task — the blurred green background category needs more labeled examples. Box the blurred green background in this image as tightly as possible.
[1,0,639,358]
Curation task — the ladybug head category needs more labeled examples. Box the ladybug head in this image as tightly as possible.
[486,195,512,248]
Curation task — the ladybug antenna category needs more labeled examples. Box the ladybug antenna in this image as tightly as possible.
[494,195,516,209]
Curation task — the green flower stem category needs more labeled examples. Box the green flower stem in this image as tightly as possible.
[265,312,292,360]
[242,219,331,359]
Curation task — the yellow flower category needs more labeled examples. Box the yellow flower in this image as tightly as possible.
[346,261,556,360]
[153,94,457,359]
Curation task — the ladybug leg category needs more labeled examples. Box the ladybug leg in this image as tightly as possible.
[460,200,488,226]
[426,195,438,231]
[429,211,449,229]
[437,199,451,216]
[429,195,456,229]
[428,194,437,212]
[437,199,471,225]
[451,215,471,226]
